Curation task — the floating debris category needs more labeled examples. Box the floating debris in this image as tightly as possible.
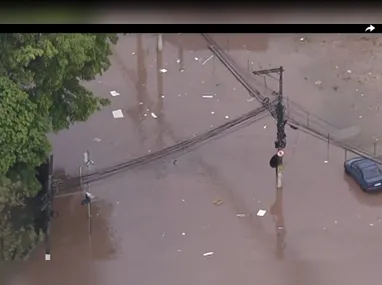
[202,55,214,65]
[236,214,246,217]
[263,125,267,129]
[225,116,230,119]
[335,65,339,69]
[202,95,214,99]
[211,111,215,115]
[139,102,143,105]
[370,223,374,227]
[359,115,363,119]
[315,80,322,86]
[257,209,266,217]
[347,70,352,74]
[182,232,186,236]
[148,149,151,153]
[161,95,165,98]
[194,57,199,61]
[233,87,236,91]
[110,90,120,96]
[159,68,168,73]
[361,93,364,97]
[176,59,180,63]
[132,52,136,55]
[94,137,102,142]
[181,199,185,202]
[324,160,328,164]
[203,252,214,257]
[300,37,305,42]
[112,109,124,119]
[247,98,255,102]
[214,199,223,206]
[162,233,166,238]
[334,220,338,224]
[151,112,158,118]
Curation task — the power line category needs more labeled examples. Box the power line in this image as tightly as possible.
[57,103,275,191]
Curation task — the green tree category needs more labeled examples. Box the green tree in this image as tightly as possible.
[0,33,119,259]
[0,33,118,187]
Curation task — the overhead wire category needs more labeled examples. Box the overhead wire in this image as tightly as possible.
[57,103,275,191]
[201,33,381,163]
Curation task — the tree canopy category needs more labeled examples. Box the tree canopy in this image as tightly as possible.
[0,33,119,259]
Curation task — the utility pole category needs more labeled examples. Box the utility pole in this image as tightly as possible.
[275,67,286,189]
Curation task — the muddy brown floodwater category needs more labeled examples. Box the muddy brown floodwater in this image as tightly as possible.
[6,33,382,285]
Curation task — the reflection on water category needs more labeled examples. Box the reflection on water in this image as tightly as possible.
[270,187,286,260]
[5,174,118,285]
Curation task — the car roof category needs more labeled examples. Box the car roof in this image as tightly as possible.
[354,159,377,169]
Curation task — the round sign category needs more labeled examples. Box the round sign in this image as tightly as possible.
[277,150,284,157]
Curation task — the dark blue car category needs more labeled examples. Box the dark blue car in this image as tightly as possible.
[344,157,382,192]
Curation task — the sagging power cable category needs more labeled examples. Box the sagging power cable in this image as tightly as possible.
[57,103,276,190]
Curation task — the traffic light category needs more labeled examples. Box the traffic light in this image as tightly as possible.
[270,154,281,168]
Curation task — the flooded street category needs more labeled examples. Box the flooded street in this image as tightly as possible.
[6,34,382,284]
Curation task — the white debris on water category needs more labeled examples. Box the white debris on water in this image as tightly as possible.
[45,254,51,261]
[211,111,215,115]
[202,55,214,65]
[247,97,255,102]
[112,109,124,119]
[110,90,120,96]
[233,87,236,91]
[194,57,199,61]
[139,102,143,105]
[203,252,214,257]
[225,116,230,119]
[347,70,352,74]
[361,93,364,97]
[315,80,322,86]
[116,201,119,204]
[132,52,136,55]
[159,68,168,73]
[181,199,185,202]
[324,160,328,163]
[202,95,214,99]
[334,220,338,224]
[300,37,305,42]
[359,115,363,119]
[151,112,158,119]
[236,214,246,217]
[148,149,151,153]
[210,125,214,128]
[335,65,339,69]
[370,223,374,227]
[257,210,266,217]
[94,137,102,142]
[176,59,180,63]
[161,95,165,98]
[263,125,267,129]
[144,113,147,117]
[182,232,186,236]
[162,233,166,238]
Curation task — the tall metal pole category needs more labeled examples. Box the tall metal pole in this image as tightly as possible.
[275,67,286,189]
[44,155,53,261]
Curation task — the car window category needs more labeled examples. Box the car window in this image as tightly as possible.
[363,167,382,180]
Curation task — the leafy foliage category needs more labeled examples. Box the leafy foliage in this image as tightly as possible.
[0,33,119,259]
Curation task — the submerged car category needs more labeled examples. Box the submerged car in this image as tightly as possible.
[344,157,382,192]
